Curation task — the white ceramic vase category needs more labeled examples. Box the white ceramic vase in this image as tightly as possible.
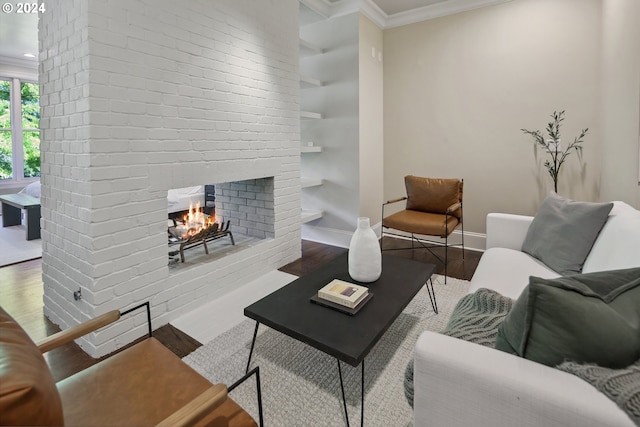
[348,217,382,282]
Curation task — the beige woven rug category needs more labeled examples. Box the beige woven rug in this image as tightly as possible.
[183,274,470,426]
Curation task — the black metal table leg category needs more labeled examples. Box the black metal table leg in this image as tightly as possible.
[337,358,365,427]
[426,277,438,314]
[246,321,260,374]
[337,359,350,427]
[360,359,364,426]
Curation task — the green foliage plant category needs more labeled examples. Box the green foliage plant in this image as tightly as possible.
[521,110,588,193]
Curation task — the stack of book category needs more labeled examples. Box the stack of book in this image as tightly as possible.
[316,279,371,312]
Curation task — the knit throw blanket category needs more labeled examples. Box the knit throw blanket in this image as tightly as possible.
[404,287,640,426]
[557,360,640,426]
[439,287,513,347]
[404,288,513,406]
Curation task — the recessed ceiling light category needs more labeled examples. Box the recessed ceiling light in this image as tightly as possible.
[24,53,36,58]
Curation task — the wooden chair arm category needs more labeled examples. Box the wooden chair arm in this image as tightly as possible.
[446,202,461,214]
[384,196,407,205]
[36,310,121,353]
[156,384,228,427]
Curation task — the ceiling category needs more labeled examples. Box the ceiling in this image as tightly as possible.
[0,11,39,69]
[0,0,509,69]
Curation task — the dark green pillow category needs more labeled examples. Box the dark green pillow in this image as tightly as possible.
[521,192,613,275]
[495,267,640,369]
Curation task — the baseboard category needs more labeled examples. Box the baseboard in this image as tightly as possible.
[302,221,485,252]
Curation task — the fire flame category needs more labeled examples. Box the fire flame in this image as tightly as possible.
[178,202,218,238]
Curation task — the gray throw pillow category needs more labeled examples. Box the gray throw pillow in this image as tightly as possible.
[521,192,613,275]
[495,267,640,369]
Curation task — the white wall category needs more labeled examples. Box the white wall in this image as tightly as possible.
[39,0,301,357]
[383,0,603,234]
[600,0,640,207]
[358,14,384,227]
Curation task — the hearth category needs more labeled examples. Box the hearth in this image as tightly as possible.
[167,177,275,266]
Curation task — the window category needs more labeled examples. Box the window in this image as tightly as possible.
[0,78,40,181]
[0,80,10,179]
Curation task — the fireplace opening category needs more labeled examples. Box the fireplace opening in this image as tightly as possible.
[167,177,274,267]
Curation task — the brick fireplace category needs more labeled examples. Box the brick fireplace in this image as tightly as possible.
[168,177,275,265]
[39,0,301,357]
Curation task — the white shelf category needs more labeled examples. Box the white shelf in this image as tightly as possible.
[299,11,326,231]
[300,39,324,55]
[301,146,322,153]
[300,75,323,88]
[301,178,323,188]
[301,110,323,119]
[301,209,323,223]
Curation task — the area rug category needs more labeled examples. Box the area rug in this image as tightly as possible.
[183,275,470,426]
[0,222,42,267]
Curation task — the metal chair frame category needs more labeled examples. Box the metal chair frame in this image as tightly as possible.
[381,191,464,284]
[111,302,264,427]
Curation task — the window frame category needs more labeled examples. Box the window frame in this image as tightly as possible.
[0,76,40,188]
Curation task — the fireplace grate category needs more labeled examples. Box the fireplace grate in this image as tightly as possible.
[168,220,235,263]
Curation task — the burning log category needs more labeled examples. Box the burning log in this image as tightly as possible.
[169,219,235,263]
[168,202,234,262]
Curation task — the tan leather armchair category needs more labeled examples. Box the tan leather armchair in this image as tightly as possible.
[382,176,464,284]
[0,303,262,427]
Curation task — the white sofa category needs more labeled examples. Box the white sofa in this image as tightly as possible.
[413,201,640,427]
[167,185,204,214]
[18,180,41,198]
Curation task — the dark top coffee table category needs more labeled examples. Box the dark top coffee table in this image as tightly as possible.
[0,193,41,240]
[243,252,436,426]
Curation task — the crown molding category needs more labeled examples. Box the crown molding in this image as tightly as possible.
[327,0,357,16]
[300,0,512,29]
[384,0,513,29]
[0,56,38,76]
[355,0,387,28]
[300,0,331,19]
[321,0,386,27]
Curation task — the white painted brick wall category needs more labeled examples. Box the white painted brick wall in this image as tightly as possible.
[40,0,301,357]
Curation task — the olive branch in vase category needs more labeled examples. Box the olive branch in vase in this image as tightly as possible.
[521,110,589,193]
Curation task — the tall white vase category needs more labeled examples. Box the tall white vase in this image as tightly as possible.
[348,217,382,282]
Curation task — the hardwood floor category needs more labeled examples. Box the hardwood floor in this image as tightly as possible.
[0,238,480,382]
[379,236,481,281]
[279,240,347,276]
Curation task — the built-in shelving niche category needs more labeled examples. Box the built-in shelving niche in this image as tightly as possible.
[299,1,327,225]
